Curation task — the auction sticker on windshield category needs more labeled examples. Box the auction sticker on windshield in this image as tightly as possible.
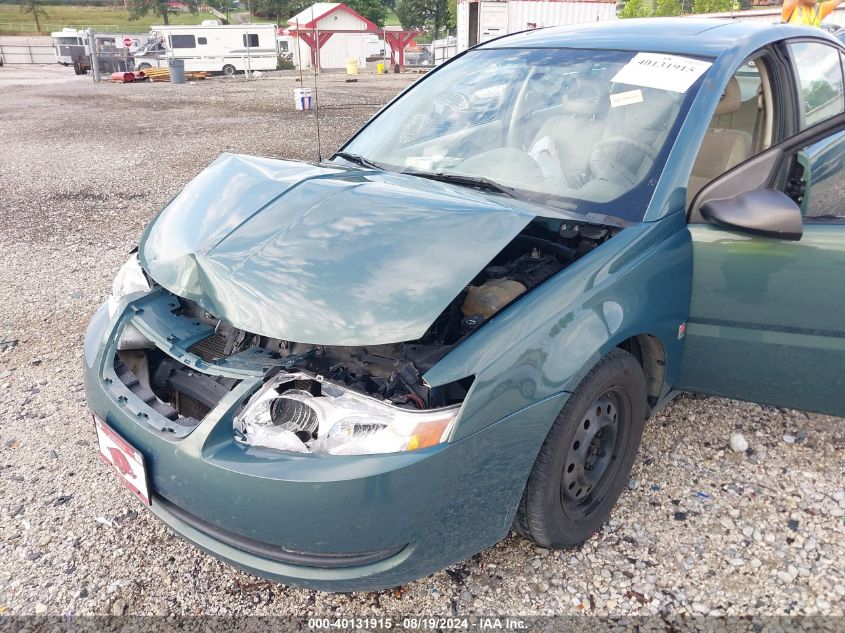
[94,416,150,505]
[610,89,644,108]
[612,53,712,93]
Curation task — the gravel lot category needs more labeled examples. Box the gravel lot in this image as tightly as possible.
[1,64,844,621]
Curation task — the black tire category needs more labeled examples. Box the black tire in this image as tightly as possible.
[222,64,236,77]
[515,348,647,547]
[137,63,151,71]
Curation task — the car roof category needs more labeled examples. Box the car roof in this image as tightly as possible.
[480,17,825,59]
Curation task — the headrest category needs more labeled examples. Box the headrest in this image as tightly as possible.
[715,77,742,116]
[562,76,610,117]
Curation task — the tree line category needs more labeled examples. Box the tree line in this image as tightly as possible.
[618,0,748,17]
[46,0,459,32]
[11,0,456,32]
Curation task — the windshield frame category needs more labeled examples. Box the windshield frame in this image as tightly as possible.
[336,45,713,222]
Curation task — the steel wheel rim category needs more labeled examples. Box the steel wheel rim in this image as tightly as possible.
[561,392,620,508]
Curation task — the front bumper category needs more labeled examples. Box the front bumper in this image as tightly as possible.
[83,293,567,591]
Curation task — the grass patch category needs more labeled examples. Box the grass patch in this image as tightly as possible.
[0,5,219,34]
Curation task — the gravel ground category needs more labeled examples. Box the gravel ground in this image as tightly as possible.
[1,64,844,621]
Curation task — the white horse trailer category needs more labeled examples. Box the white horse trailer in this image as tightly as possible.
[133,24,278,75]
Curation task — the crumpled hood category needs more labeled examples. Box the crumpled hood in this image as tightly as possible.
[139,153,536,345]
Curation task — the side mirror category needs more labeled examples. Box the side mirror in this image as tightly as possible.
[701,189,803,241]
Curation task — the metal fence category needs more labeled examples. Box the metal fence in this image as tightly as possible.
[433,40,457,65]
[0,43,55,64]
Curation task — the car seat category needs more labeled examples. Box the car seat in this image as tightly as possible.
[528,75,610,180]
[687,77,753,205]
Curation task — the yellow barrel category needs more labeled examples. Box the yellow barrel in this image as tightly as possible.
[345,58,359,75]
[376,61,385,75]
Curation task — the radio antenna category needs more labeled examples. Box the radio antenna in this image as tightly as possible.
[295,19,303,86]
[312,20,323,163]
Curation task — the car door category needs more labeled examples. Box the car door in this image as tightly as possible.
[677,38,845,417]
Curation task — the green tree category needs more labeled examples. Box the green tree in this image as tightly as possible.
[254,0,307,25]
[693,0,732,12]
[446,0,456,29]
[804,80,837,111]
[619,0,653,18]
[653,0,681,16]
[397,0,448,37]
[127,0,198,26]
[21,0,48,33]
[345,0,388,26]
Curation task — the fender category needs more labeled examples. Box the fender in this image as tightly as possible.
[425,210,693,442]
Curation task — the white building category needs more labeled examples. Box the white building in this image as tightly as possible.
[457,0,618,53]
[287,3,377,70]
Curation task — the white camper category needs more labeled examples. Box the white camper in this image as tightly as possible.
[51,28,85,65]
[132,23,278,75]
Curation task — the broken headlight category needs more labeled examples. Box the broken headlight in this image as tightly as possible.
[108,254,151,316]
[108,253,153,350]
[233,373,460,455]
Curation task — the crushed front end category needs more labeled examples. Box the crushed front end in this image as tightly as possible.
[83,285,569,590]
[83,155,621,589]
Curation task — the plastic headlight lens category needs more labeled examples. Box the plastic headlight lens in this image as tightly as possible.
[233,373,460,455]
[111,254,151,303]
[108,254,153,350]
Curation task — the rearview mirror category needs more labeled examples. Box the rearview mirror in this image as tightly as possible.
[700,189,803,241]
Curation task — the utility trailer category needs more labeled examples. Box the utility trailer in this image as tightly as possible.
[51,28,148,75]
[132,23,278,75]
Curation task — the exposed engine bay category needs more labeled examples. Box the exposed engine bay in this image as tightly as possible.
[116,218,620,435]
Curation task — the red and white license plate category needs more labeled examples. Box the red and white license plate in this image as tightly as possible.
[94,416,150,506]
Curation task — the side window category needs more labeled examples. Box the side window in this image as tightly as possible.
[197,37,207,45]
[794,129,845,220]
[243,33,259,47]
[687,57,773,206]
[170,35,196,49]
[789,41,845,130]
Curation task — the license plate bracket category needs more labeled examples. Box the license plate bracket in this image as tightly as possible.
[94,415,150,506]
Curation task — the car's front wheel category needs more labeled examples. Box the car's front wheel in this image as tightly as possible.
[515,348,647,547]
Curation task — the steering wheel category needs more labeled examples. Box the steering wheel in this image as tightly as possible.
[588,137,658,188]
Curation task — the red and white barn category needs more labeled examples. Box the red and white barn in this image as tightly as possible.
[286,2,377,70]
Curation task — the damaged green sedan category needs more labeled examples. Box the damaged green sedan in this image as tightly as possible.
[85,18,845,590]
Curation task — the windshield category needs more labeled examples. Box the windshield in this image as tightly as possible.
[340,48,708,221]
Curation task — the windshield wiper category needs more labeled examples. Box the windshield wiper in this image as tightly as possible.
[333,151,384,170]
[402,169,517,198]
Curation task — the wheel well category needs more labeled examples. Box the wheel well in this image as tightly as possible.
[616,334,665,411]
